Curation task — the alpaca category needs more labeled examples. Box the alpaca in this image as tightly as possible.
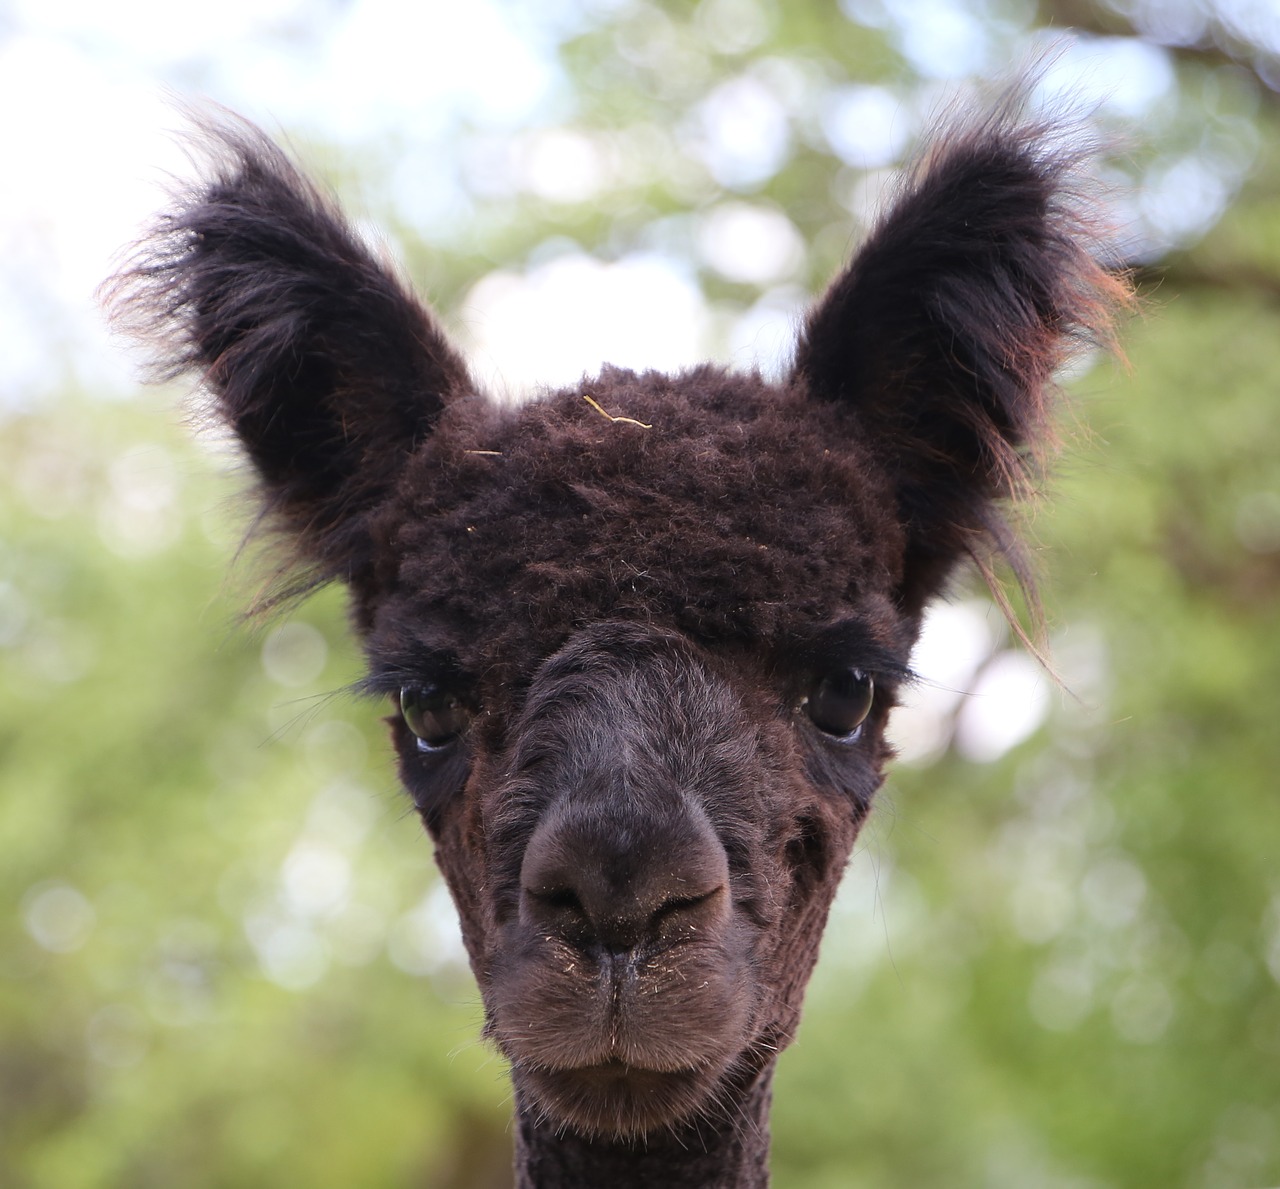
[109,86,1125,1188]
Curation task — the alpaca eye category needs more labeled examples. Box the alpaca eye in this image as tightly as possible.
[400,686,471,751]
[804,669,874,740]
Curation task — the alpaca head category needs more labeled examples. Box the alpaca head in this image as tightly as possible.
[110,90,1123,1143]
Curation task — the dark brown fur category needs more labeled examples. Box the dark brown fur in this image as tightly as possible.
[107,82,1126,1187]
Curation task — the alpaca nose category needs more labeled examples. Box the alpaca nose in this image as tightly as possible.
[519,807,730,952]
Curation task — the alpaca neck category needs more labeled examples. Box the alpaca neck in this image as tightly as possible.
[513,1064,775,1189]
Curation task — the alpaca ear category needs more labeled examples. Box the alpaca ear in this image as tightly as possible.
[792,90,1126,618]
[108,112,473,593]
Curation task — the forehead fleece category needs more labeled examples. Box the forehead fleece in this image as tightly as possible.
[369,364,910,683]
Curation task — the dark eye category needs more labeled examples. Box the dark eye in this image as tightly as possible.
[804,668,874,740]
[400,686,472,751]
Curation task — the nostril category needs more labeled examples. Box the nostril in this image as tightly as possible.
[653,886,724,929]
[536,886,585,914]
[522,884,603,953]
[523,884,592,934]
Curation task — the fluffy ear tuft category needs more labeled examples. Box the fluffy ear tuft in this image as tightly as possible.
[105,110,474,598]
[794,82,1130,621]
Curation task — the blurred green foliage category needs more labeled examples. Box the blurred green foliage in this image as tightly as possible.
[3,1,1280,1186]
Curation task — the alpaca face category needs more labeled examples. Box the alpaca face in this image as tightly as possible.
[361,374,914,1136]
[109,92,1121,1143]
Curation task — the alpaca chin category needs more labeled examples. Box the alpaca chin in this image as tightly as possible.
[513,1060,728,1142]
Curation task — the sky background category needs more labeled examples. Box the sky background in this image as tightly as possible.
[0,0,1237,404]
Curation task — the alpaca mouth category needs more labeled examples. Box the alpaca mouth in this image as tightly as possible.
[488,942,755,1082]
[486,895,758,1134]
